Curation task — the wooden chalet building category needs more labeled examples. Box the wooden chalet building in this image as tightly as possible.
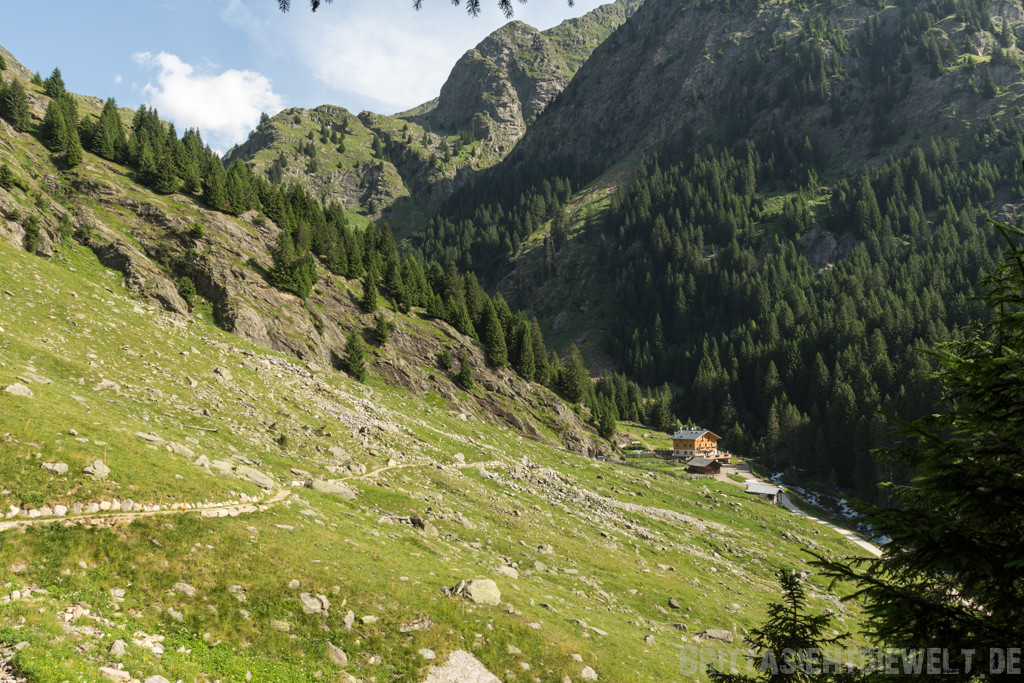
[745,483,783,505]
[670,427,727,461]
[686,457,722,475]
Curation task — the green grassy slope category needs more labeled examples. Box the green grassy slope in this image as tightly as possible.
[0,239,869,682]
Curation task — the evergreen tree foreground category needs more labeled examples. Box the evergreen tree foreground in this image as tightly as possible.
[815,218,1024,678]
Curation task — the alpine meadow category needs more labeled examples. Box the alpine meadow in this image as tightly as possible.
[1,0,1023,681]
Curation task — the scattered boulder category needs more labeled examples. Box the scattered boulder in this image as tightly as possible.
[327,446,349,461]
[668,597,681,609]
[83,460,110,481]
[235,465,275,489]
[307,478,357,500]
[41,461,68,475]
[344,461,367,476]
[173,581,196,598]
[288,579,301,590]
[493,566,519,580]
[108,639,126,658]
[135,432,167,447]
[93,379,121,392]
[410,514,438,537]
[166,441,195,458]
[581,665,599,681]
[326,641,348,666]
[269,619,291,632]
[144,677,170,683]
[451,579,501,606]
[399,616,433,633]
[3,383,34,398]
[699,628,734,643]
[213,366,233,381]
[423,650,501,683]
[420,648,437,660]
[538,544,554,555]
[300,592,330,616]
[98,667,131,682]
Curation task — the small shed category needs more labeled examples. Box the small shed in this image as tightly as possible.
[686,457,722,475]
[745,483,783,505]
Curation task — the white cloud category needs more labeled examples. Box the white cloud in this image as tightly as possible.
[133,51,283,153]
[114,74,123,84]
[296,13,471,111]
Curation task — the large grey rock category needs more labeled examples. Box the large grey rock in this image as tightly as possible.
[98,667,131,682]
[326,642,348,666]
[173,581,196,598]
[410,514,439,537]
[235,465,275,489]
[307,478,356,500]
[423,650,501,683]
[42,461,68,475]
[83,460,110,481]
[493,565,519,579]
[581,665,599,680]
[108,639,126,658]
[4,383,34,398]
[700,628,734,643]
[144,677,170,683]
[451,579,501,606]
[344,461,367,476]
[300,591,330,616]
[166,441,195,458]
[269,619,290,632]
[136,432,167,447]
[327,445,350,461]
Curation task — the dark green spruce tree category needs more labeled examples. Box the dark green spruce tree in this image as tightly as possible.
[708,571,853,683]
[361,263,379,313]
[43,67,66,99]
[560,344,589,403]
[0,79,31,131]
[481,300,507,368]
[342,330,366,382]
[817,220,1024,677]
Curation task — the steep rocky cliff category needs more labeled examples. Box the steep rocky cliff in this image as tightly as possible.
[409,0,642,157]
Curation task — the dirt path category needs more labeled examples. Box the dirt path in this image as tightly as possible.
[0,459,495,534]
[0,488,292,533]
[716,462,882,558]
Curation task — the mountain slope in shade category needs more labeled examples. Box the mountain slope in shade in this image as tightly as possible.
[506,0,1024,183]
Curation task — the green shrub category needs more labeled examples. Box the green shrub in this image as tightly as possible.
[178,276,197,305]
[23,214,40,253]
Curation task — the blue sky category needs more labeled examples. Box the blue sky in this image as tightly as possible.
[1,0,610,152]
